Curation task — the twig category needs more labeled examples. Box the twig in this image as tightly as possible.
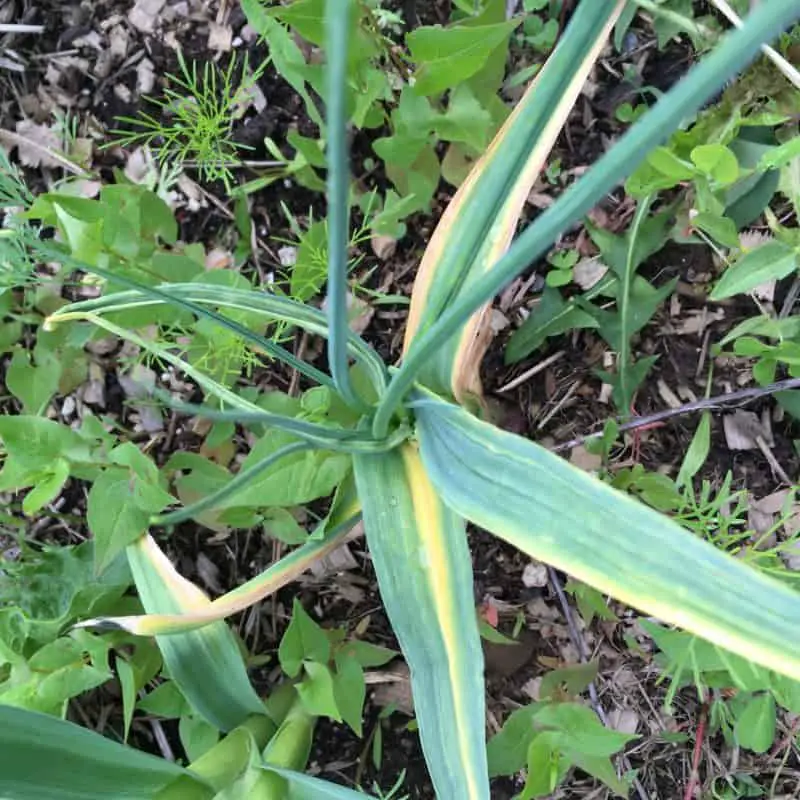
[552,377,800,453]
[707,0,800,89]
[0,129,93,178]
[683,698,708,800]
[0,23,44,33]
[537,379,580,430]
[780,278,800,319]
[496,350,565,393]
[547,566,651,800]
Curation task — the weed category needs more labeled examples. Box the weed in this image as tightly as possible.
[112,51,267,190]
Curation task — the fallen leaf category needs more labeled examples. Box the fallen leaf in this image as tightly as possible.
[308,542,359,578]
[6,121,63,168]
[781,540,800,571]
[521,676,542,700]
[723,410,772,450]
[128,0,166,33]
[278,246,297,267]
[118,364,163,433]
[208,22,233,52]
[672,307,725,336]
[196,552,223,594]
[752,490,790,515]
[205,248,233,271]
[569,445,602,472]
[370,662,414,716]
[109,24,130,60]
[371,234,397,261]
[573,256,608,290]
[483,629,539,678]
[607,708,639,735]
[136,59,156,95]
[656,379,682,409]
[522,561,548,588]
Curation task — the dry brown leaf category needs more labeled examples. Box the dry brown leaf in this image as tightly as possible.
[656,379,682,409]
[128,0,166,33]
[371,234,397,261]
[672,307,725,336]
[81,362,107,408]
[6,121,63,168]
[118,364,163,433]
[370,662,414,716]
[569,445,602,473]
[322,293,375,336]
[196,553,224,594]
[723,410,772,450]
[208,22,233,52]
[752,489,791,515]
[522,561,548,588]
[572,256,608,290]
[124,147,159,185]
[521,676,542,701]
[109,24,130,60]
[747,497,774,539]
[607,708,639,735]
[136,59,156,95]
[205,248,234,271]
[308,542,359,578]
[484,629,540,678]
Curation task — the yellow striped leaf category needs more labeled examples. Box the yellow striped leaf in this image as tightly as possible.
[125,535,266,730]
[77,521,357,637]
[403,0,625,406]
[353,444,488,799]
[413,389,800,682]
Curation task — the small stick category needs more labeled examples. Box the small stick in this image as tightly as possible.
[552,377,800,453]
[683,698,709,800]
[0,24,45,33]
[496,350,565,393]
[537,379,580,430]
[707,0,800,89]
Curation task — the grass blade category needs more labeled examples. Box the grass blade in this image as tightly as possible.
[375,1,800,431]
[617,194,653,411]
[0,705,207,799]
[126,535,266,729]
[413,389,800,683]
[354,445,489,799]
[324,0,362,411]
